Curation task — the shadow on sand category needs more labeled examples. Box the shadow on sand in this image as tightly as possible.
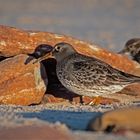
[21,109,101,130]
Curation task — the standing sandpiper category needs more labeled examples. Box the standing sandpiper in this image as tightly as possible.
[34,42,140,98]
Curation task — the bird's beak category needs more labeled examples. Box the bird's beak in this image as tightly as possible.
[118,49,127,54]
[33,52,54,64]
[118,50,131,56]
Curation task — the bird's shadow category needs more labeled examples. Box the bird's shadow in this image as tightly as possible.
[24,44,53,65]
[20,109,102,130]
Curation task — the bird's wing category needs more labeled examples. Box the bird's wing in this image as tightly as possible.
[71,56,138,86]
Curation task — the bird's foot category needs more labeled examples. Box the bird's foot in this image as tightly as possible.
[82,96,119,105]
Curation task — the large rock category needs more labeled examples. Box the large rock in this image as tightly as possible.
[0,25,140,75]
[0,25,140,105]
[0,54,47,105]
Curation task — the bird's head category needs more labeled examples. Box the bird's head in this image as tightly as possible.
[52,42,76,62]
[118,38,140,58]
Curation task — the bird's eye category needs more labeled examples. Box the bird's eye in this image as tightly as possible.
[55,46,61,52]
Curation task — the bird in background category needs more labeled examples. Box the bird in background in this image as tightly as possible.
[32,42,140,98]
[118,38,140,63]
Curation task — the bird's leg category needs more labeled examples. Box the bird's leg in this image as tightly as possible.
[82,96,119,105]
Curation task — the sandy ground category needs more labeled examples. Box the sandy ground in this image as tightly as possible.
[1,103,140,139]
[0,0,140,139]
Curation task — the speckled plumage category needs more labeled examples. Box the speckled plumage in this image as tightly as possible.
[52,43,140,97]
[119,38,140,63]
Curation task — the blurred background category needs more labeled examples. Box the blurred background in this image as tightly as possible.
[0,0,139,51]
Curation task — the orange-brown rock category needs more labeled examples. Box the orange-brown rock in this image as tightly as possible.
[0,125,72,140]
[110,83,140,104]
[119,83,140,97]
[1,25,140,105]
[0,54,47,105]
[0,25,140,75]
[42,94,68,104]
